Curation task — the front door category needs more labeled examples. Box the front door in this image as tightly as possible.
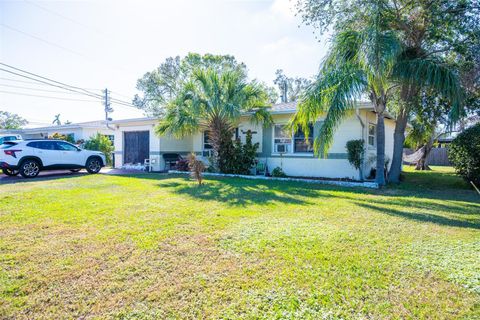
[124,131,150,165]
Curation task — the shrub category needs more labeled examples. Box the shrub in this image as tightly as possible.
[271,167,287,177]
[188,153,205,186]
[221,130,259,174]
[346,139,365,169]
[49,132,75,143]
[448,123,480,185]
[84,133,114,166]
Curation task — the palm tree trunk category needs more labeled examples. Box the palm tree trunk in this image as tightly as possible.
[376,112,386,186]
[208,116,234,173]
[415,135,434,170]
[389,84,419,183]
[388,107,408,183]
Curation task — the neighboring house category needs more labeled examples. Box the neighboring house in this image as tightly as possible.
[112,102,396,180]
[0,120,115,143]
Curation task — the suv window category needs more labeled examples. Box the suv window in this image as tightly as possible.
[31,141,57,150]
[0,142,17,149]
[55,141,78,151]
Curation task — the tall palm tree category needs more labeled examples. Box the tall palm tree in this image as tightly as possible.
[293,3,462,186]
[156,68,271,172]
[293,11,402,186]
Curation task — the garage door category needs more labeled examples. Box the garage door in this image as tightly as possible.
[124,131,150,165]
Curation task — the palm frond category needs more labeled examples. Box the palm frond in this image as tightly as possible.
[393,57,464,121]
[293,61,367,156]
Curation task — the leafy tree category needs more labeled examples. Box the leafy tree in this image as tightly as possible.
[259,81,280,104]
[133,53,248,117]
[0,111,27,129]
[84,133,114,166]
[273,69,311,103]
[156,68,271,173]
[295,0,479,183]
[449,123,480,186]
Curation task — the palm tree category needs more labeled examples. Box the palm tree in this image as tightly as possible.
[156,68,271,172]
[52,114,61,126]
[292,9,402,186]
[292,3,462,186]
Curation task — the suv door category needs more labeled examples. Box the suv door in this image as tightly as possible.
[32,141,60,167]
[55,141,83,166]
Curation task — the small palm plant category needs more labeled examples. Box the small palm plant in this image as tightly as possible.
[187,153,205,186]
[156,68,271,172]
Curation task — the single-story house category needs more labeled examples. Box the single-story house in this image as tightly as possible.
[111,102,396,180]
[0,120,115,142]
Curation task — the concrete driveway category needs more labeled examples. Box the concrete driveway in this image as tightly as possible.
[0,168,150,184]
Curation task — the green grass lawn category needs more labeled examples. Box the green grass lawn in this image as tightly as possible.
[0,167,479,319]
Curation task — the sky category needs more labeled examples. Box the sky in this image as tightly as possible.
[0,0,329,127]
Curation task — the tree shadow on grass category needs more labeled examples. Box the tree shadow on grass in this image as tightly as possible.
[153,176,328,207]
[353,201,480,230]
[0,171,87,185]
[112,173,480,228]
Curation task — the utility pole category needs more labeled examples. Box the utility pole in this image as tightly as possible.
[104,88,114,130]
[103,88,113,121]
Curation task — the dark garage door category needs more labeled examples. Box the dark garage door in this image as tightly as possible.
[124,131,150,164]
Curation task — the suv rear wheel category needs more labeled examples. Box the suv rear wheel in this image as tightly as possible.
[86,157,102,174]
[2,168,20,176]
[20,159,40,178]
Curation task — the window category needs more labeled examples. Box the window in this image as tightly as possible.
[368,123,376,146]
[203,131,213,156]
[294,124,314,153]
[0,142,17,149]
[273,125,292,153]
[203,131,213,150]
[55,141,78,151]
[35,141,57,150]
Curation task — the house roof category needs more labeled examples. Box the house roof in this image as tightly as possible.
[1,101,396,135]
[15,120,112,134]
[268,101,395,120]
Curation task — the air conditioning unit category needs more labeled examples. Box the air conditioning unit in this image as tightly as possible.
[275,143,290,153]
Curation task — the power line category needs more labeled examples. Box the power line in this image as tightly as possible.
[0,63,140,109]
[0,23,90,59]
[0,90,102,103]
[0,63,104,99]
[0,83,87,95]
[0,76,56,86]
[24,0,105,35]
[0,67,105,101]
[0,77,104,91]
[109,90,133,100]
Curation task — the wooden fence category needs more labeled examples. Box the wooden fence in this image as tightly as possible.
[403,147,451,166]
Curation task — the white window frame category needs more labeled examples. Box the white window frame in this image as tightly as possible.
[272,124,292,154]
[272,124,314,156]
[368,123,376,147]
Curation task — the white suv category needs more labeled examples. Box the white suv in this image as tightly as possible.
[0,139,106,178]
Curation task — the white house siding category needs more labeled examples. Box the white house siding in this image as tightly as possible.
[362,110,396,175]
[259,112,365,179]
